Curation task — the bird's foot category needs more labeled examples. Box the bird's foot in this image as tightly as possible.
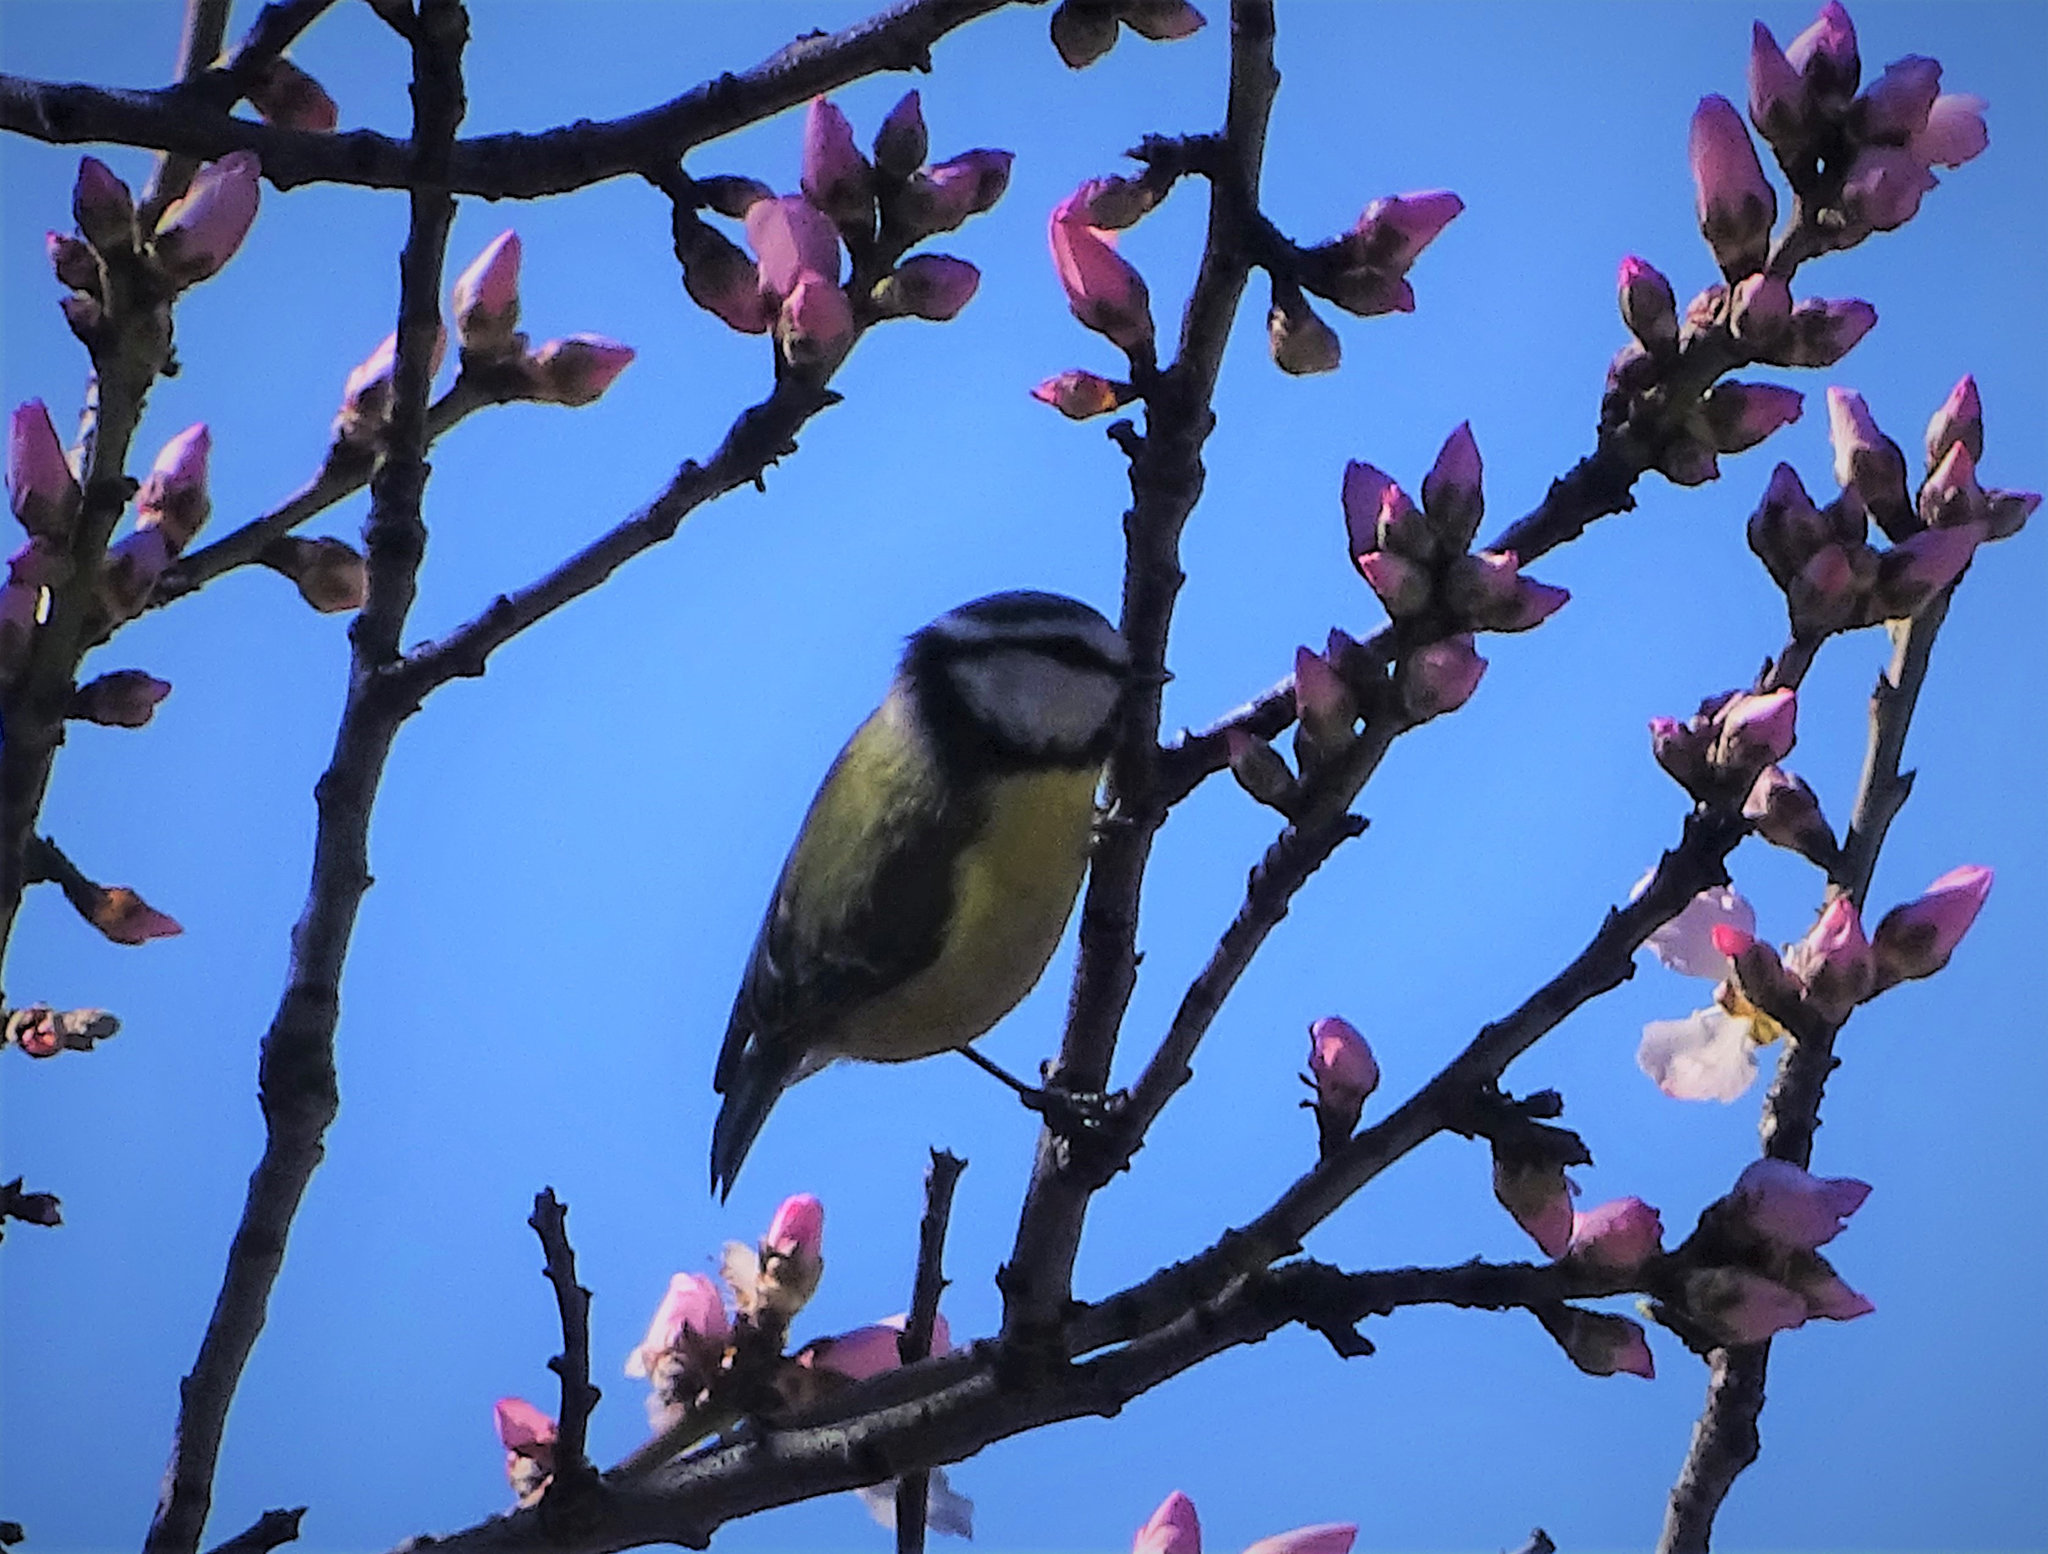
[955,1047,1124,1140]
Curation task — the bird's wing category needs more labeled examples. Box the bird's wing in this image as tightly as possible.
[717,695,969,1093]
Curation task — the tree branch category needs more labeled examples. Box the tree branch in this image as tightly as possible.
[0,0,1022,197]
[530,1189,601,1486]
[201,1509,306,1554]
[894,1150,966,1554]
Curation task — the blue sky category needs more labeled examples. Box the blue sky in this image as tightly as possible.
[2,2,2043,1550]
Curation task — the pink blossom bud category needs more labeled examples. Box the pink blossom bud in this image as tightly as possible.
[1923,375,1983,471]
[1728,272,1791,346]
[1292,645,1356,750]
[1786,0,1859,101]
[1241,1526,1357,1554]
[807,1312,953,1382]
[776,277,856,368]
[909,149,1013,234]
[451,229,522,358]
[1918,439,1985,532]
[1761,296,1877,369]
[72,157,136,253]
[1133,1491,1201,1554]
[1069,175,1161,232]
[1342,460,1418,561]
[680,227,771,334]
[801,97,874,232]
[1732,1157,1870,1250]
[47,231,98,293]
[873,254,979,321]
[332,325,449,449]
[1348,190,1464,274]
[153,151,261,288]
[1268,289,1341,375]
[1493,1155,1576,1259]
[1420,420,1484,550]
[1871,864,1992,987]
[1224,729,1298,811]
[98,527,171,622]
[262,535,367,613]
[625,1271,730,1383]
[872,91,929,179]
[1856,56,1941,144]
[1795,1265,1875,1321]
[8,400,82,541]
[1702,381,1803,454]
[1307,1016,1379,1154]
[247,56,339,132]
[1398,633,1486,721]
[1784,894,1874,1018]
[1650,714,1712,797]
[1826,388,1910,534]
[1682,1266,1811,1344]
[1915,94,1988,168]
[135,424,211,554]
[495,1396,556,1508]
[1871,521,1980,621]
[1122,0,1207,42]
[1689,96,1777,279]
[1538,1306,1656,1379]
[1566,1197,1664,1272]
[1983,487,2040,542]
[764,1192,824,1259]
[1743,766,1838,867]
[68,669,171,727]
[1747,462,1830,586]
[1049,200,1154,352]
[525,336,635,406]
[1840,143,1937,233]
[1618,256,1679,356]
[745,195,844,296]
[1710,687,1797,775]
[90,884,183,944]
[1644,884,1756,980]
[1747,22,1807,149]
[1050,1,1119,68]
[1716,922,1802,1012]
[1354,549,1431,620]
[1314,268,1415,319]
[1030,370,1133,420]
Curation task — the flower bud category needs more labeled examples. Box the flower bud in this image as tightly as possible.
[1747,22,1807,151]
[1742,765,1838,868]
[1343,460,1427,563]
[1871,863,1992,988]
[1354,549,1431,620]
[679,225,771,334]
[1759,296,1877,369]
[1826,387,1912,539]
[1241,1526,1358,1554]
[1916,93,1989,169]
[1134,1491,1201,1554]
[1983,488,2040,543]
[1708,687,1797,778]
[135,424,211,554]
[332,325,448,450]
[1420,420,1484,551]
[1618,256,1679,357]
[90,884,183,944]
[8,400,82,542]
[494,1397,556,1508]
[1791,1259,1875,1321]
[746,195,844,296]
[872,255,979,321]
[801,97,874,234]
[1123,0,1207,40]
[1869,521,1980,620]
[1049,199,1153,352]
[262,535,368,613]
[247,56,339,132]
[756,1192,825,1322]
[1268,288,1341,375]
[97,527,172,623]
[1714,922,1803,1013]
[1224,728,1298,812]
[1536,1306,1655,1379]
[1441,548,1519,622]
[69,669,171,727]
[872,91,929,179]
[1783,894,1873,1019]
[1856,55,1941,144]
[451,230,522,360]
[696,175,774,220]
[1680,1266,1811,1345]
[153,151,262,289]
[1050,0,1119,68]
[1492,1152,1575,1259]
[1785,539,1869,637]
[1306,1016,1378,1156]
[909,149,1012,233]
[523,336,635,406]
[1923,375,1983,471]
[1786,0,1859,106]
[1745,462,1827,584]
[1731,1157,1870,1250]
[1702,381,1803,454]
[1839,144,1937,234]
[1727,271,1791,347]
[1292,646,1356,758]
[1689,95,1777,279]
[47,231,99,294]
[625,1271,730,1403]
[1398,634,1485,721]
[776,278,856,369]
[1650,715,1712,797]
[1565,1197,1664,1273]
[1917,440,1985,532]
[72,156,136,254]
[1030,370,1133,420]
[1345,190,1465,275]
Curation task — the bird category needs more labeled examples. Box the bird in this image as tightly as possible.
[711,590,1132,1197]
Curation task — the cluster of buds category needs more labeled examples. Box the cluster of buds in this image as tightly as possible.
[1302,1017,1379,1159]
[1748,2,1988,250]
[1048,0,1205,70]
[1654,1158,1874,1349]
[4,1005,119,1059]
[1133,1490,1355,1554]
[1650,685,1798,804]
[1745,381,2033,638]
[1292,190,1464,323]
[491,1397,557,1509]
[96,424,212,626]
[1534,1194,1667,1379]
[677,95,1007,371]
[3,400,84,684]
[1639,868,1992,1101]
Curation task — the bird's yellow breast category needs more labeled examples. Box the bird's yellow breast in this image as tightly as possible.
[831,765,1100,1062]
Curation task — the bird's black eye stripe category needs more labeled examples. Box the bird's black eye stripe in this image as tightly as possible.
[945,634,1129,678]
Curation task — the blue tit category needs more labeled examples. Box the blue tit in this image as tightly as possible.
[711,590,1132,1197]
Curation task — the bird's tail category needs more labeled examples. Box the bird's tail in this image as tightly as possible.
[710,1031,799,1201]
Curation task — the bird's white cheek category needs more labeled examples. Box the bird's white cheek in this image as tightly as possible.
[950,651,1119,751]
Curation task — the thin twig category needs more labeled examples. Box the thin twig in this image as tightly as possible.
[0,0,1022,197]
[141,9,469,1551]
[530,1189,601,1483]
[202,1509,306,1554]
[894,1151,966,1554]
